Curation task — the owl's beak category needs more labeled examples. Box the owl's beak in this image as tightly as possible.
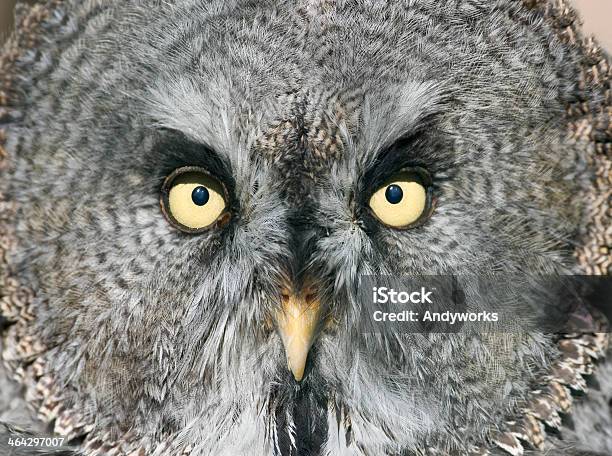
[275,286,322,381]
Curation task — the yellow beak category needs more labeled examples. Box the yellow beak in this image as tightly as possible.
[275,287,321,381]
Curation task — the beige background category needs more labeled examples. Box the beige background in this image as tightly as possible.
[1,1,611,49]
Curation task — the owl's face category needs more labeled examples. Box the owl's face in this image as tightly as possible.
[4,1,589,453]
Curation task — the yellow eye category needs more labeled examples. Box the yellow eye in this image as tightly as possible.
[161,168,228,232]
[368,171,430,228]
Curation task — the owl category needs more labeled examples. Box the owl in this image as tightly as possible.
[0,0,611,455]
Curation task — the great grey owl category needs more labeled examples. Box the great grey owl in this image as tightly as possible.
[0,0,611,455]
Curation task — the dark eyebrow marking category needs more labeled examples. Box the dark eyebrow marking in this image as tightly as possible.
[149,129,235,193]
[359,119,455,193]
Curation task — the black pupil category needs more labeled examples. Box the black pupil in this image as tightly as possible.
[191,186,210,206]
[385,184,403,204]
